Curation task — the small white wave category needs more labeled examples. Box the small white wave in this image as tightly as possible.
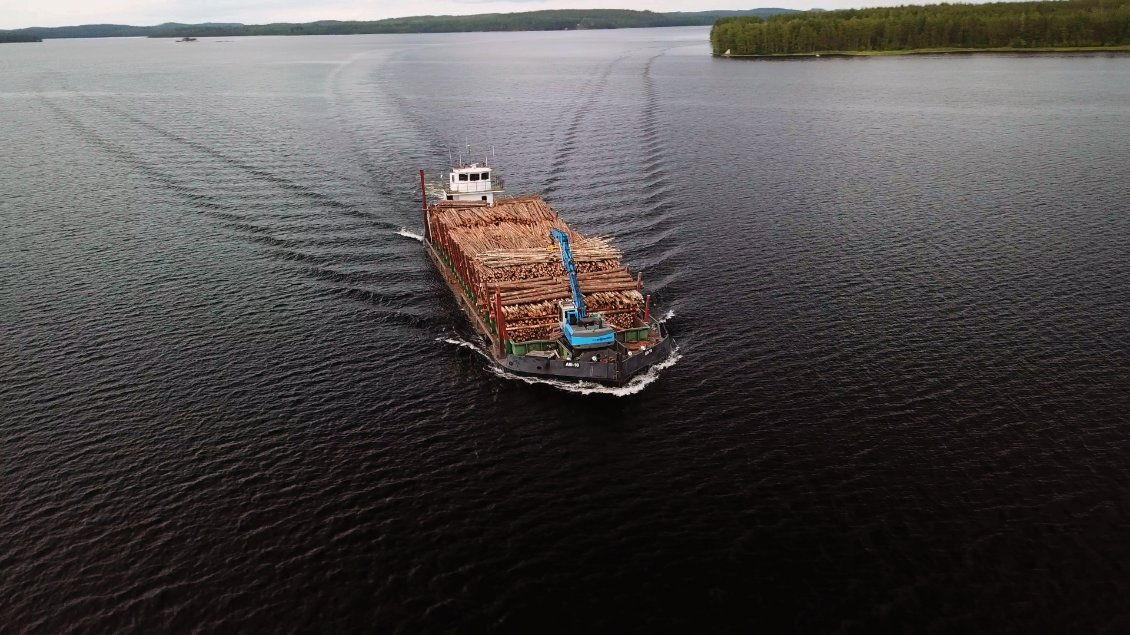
[659,309,675,323]
[435,336,493,361]
[397,227,424,242]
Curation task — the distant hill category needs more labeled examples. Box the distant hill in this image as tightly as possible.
[3,22,241,39]
[664,9,803,24]
[0,32,41,43]
[0,9,800,39]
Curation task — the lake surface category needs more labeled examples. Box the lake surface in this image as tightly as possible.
[2,27,1129,632]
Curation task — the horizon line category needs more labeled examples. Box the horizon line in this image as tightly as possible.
[1,6,811,32]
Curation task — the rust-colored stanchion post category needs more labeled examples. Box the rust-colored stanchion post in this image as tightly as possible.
[495,287,508,356]
[644,294,652,324]
[419,169,429,242]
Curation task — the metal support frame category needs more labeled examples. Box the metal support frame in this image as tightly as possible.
[419,169,430,242]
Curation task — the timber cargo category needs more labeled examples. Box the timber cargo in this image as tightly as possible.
[420,161,675,386]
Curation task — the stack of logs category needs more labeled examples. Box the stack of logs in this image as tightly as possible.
[429,196,644,342]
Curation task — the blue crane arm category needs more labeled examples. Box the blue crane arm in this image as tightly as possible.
[550,228,587,319]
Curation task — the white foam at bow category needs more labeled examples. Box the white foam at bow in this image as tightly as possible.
[487,348,682,396]
[437,337,681,396]
[437,336,489,355]
[397,227,424,242]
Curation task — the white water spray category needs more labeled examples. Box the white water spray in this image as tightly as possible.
[396,227,424,242]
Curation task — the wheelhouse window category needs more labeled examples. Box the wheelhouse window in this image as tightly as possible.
[480,172,490,180]
[458,173,468,181]
[469,173,480,181]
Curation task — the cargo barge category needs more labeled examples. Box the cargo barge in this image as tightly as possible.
[419,162,675,386]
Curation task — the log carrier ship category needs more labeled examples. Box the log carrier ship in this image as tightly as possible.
[419,161,675,386]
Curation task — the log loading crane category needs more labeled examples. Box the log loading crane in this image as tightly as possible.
[550,228,617,350]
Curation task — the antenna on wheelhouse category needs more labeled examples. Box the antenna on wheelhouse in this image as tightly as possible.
[438,143,504,206]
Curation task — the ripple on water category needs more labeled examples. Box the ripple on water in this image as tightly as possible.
[2,31,1129,634]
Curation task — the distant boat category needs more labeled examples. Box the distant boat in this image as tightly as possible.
[176,37,197,42]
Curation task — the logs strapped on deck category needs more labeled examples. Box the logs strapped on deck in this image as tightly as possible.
[429,195,644,342]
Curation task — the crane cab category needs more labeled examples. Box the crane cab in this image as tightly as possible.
[559,301,579,327]
[559,301,616,350]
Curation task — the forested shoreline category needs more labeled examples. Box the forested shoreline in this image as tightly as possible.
[151,10,727,37]
[711,0,1130,56]
[0,33,41,43]
[0,9,795,40]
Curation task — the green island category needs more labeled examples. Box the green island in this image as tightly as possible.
[0,9,796,40]
[711,0,1130,57]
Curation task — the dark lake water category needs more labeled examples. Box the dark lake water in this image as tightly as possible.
[2,27,1129,632]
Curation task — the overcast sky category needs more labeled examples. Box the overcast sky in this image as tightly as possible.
[1,0,923,30]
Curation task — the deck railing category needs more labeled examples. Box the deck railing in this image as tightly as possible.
[446,177,505,194]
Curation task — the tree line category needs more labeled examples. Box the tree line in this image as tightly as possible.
[711,0,1130,56]
[0,32,41,43]
[0,9,797,40]
[163,11,680,37]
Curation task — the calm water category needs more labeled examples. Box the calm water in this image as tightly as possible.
[2,27,1129,632]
